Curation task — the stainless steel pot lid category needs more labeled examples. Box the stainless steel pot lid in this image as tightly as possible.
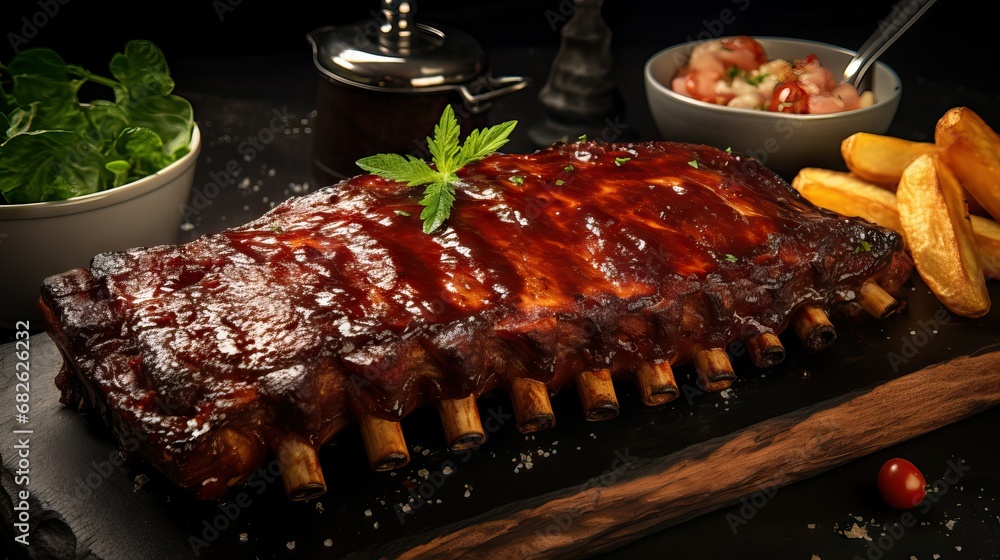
[307,1,486,92]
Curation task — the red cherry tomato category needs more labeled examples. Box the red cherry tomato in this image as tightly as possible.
[685,69,721,103]
[877,458,927,509]
[766,82,810,113]
[720,36,768,69]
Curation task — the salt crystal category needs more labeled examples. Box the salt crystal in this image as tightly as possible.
[442,466,454,475]
[324,539,333,547]
[239,533,248,542]
[807,523,816,529]
[286,541,295,550]
[364,509,372,517]
[945,519,957,531]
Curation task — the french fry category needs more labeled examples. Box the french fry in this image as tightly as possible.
[840,132,936,187]
[972,214,1000,281]
[935,107,1000,222]
[792,168,902,232]
[793,167,1000,279]
[792,167,1000,281]
[896,153,990,318]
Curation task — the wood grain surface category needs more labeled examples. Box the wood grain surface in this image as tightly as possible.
[386,351,1000,559]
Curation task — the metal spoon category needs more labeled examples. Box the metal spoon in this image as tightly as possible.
[843,0,938,92]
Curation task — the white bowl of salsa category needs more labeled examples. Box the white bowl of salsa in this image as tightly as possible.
[644,36,901,180]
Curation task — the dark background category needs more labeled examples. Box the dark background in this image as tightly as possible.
[0,0,985,88]
[5,2,1000,560]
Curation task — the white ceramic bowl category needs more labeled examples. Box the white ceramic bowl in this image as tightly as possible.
[644,37,901,179]
[0,124,201,329]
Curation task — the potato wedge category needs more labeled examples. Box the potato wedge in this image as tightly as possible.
[792,167,903,232]
[840,132,936,187]
[972,214,1000,280]
[935,107,1000,222]
[896,153,990,317]
[792,167,1000,281]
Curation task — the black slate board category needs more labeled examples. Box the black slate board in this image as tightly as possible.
[2,274,1000,560]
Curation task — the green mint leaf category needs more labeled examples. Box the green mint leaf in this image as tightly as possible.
[688,160,699,168]
[725,254,737,262]
[5,47,87,131]
[82,100,130,146]
[105,159,131,187]
[455,119,517,169]
[427,105,461,174]
[0,130,109,203]
[114,126,172,181]
[124,94,194,157]
[355,105,518,234]
[4,107,35,139]
[108,39,175,102]
[356,153,438,186]
[0,40,193,204]
[564,165,574,172]
[419,180,456,234]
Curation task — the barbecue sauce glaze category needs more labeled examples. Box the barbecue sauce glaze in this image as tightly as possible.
[40,141,912,499]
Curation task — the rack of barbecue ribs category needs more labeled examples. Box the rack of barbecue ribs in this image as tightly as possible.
[38,140,914,502]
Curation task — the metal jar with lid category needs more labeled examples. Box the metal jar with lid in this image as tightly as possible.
[307,1,529,184]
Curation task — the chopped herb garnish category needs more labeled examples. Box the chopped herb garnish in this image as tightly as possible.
[726,66,740,81]
[614,157,631,166]
[725,147,732,153]
[578,134,588,142]
[394,210,411,217]
[854,240,872,253]
[688,160,699,169]
[724,254,737,263]
[746,73,768,86]
[555,179,565,186]
[509,175,524,185]
[564,165,574,172]
[269,225,283,233]
[356,105,517,234]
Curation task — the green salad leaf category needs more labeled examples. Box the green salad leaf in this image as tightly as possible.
[0,39,194,204]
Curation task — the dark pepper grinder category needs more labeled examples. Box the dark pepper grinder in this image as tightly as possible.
[528,0,626,148]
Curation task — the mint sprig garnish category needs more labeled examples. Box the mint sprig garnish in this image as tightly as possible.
[356,105,517,234]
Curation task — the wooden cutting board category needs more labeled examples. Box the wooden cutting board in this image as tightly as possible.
[3,275,1000,560]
